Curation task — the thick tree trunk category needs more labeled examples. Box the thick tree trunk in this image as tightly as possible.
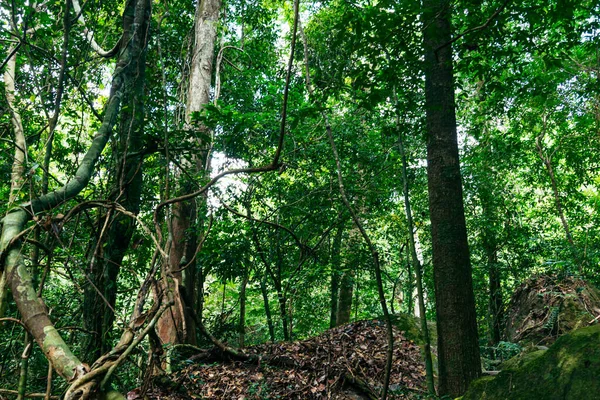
[0,0,150,386]
[83,0,149,361]
[422,0,481,396]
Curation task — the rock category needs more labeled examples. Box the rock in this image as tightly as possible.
[504,274,600,345]
[462,324,600,400]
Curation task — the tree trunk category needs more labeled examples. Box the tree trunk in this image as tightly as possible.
[259,276,276,342]
[422,0,481,396]
[336,269,354,326]
[157,0,222,347]
[329,223,344,328]
[487,246,503,345]
[238,270,248,348]
[83,0,148,360]
[396,95,435,394]
[0,44,27,318]
[404,240,414,315]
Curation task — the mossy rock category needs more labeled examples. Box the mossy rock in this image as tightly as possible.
[463,324,600,399]
[504,274,600,345]
[499,347,546,370]
[389,313,437,346]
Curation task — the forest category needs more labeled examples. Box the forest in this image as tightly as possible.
[1,0,600,399]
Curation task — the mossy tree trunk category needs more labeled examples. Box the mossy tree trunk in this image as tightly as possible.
[422,0,481,396]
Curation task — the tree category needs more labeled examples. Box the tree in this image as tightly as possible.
[422,0,481,396]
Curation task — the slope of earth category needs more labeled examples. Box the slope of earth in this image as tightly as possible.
[462,324,600,400]
[135,319,428,399]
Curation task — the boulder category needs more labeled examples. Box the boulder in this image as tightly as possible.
[462,324,600,400]
[504,274,600,345]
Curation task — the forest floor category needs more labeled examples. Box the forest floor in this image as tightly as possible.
[132,320,429,399]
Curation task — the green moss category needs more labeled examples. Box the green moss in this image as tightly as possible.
[390,314,424,344]
[463,325,600,400]
[500,348,546,370]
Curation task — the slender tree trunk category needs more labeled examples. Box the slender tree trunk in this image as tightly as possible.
[259,276,276,341]
[422,0,481,396]
[0,45,27,318]
[329,223,344,328]
[486,245,503,345]
[238,270,248,348]
[535,129,578,263]
[405,240,414,315]
[276,288,290,341]
[396,97,435,394]
[336,269,354,325]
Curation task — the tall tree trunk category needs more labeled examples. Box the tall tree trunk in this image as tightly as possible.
[404,241,414,315]
[422,0,481,396]
[83,0,149,360]
[535,127,578,269]
[0,0,150,385]
[157,0,222,347]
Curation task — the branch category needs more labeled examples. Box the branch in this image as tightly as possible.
[435,0,511,53]
[218,196,304,250]
[71,0,121,58]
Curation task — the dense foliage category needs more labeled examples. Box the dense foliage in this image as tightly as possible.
[0,0,599,398]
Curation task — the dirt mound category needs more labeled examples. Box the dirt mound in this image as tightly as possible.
[138,319,428,399]
[462,324,600,400]
[504,274,600,345]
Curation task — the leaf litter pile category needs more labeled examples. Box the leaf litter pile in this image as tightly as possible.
[144,320,428,399]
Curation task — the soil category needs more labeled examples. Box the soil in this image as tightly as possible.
[130,319,431,399]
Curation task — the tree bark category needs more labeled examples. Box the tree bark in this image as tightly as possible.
[259,276,276,341]
[238,269,248,348]
[422,0,481,396]
[487,245,503,345]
